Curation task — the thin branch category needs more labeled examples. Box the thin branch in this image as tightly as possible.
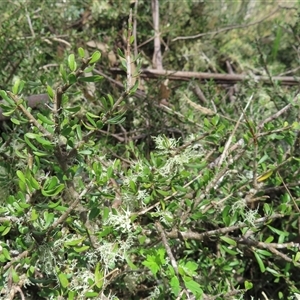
[133,0,138,57]
[218,94,253,167]
[165,214,284,240]
[172,7,280,42]
[110,67,300,85]
[7,92,52,138]
[151,0,163,69]
[258,93,300,130]
[156,221,179,276]
[46,180,94,235]
[126,10,133,92]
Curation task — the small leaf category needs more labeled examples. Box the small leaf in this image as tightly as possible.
[78,75,103,82]
[60,65,67,83]
[0,90,14,105]
[294,252,300,262]
[220,236,237,247]
[37,113,55,125]
[84,292,98,298]
[245,280,253,290]
[89,51,101,64]
[64,238,85,247]
[12,79,20,94]
[11,269,20,283]
[129,180,137,193]
[94,262,103,288]
[68,73,77,84]
[254,251,266,272]
[257,170,273,182]
[74,245,90,253]
[68,54,77,72]
[58,272,69,288]
[11,118,20,125]
[16,170,26,183]
[47,85,54,98]
[183,276,203,297]
[1,226,11,236]
[78,47,85,58]
[76,125,82,140]
[117,48,124,58]
[170,276,180,296]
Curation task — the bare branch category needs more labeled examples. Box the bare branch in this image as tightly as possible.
[110,67,300,85]
[151,0,163,69]
[172,7,280,42]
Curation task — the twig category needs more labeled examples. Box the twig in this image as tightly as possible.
[46,180,94,235]
[165,214,284,240]
[25,8,35,38]
[110,67,300,85]
[7,92,52,138]
[156,221,179,276]
[258,93,300,130]
[172,7,280,42]
[191,83,208,105]
[217,94,253,167]
[133,0,138,57]
[126,10,133,92]
[151,0,163,69]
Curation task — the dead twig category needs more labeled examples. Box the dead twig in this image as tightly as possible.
[172,7,280,42]
[110,67,300,85]
[151,0,163,69]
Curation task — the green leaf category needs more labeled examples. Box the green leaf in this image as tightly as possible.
[29,176,40,190]
[0,90,15,105]
[30,209,39,221]
[94,262,103,288]
[47,85,54,98]
[78,75,103,82]
[76,125,82,140]
[245,280,253,290]
[11,268,20,283]
[37,113,55,125]
[68,54,77,71]
[16,170,26,183]
[1,226,11,236]
[43,211,54,228]
[294,252,300,262]
[60,64,68,83]
[2,248,11,260]
[183,276,203,297]
[129,79,139,94]
[254,251,266,272]
[156,189,170,196]
[84,292,98,298]
[11,117,20,125]
[170,276,180,296]
[220,236,237,247]
[58,272,69,288]
[68,73,77,84]
[89,51,101,64]
[129,180,137,193]
[117,48,125,58]
[24,135,38,151]
[12,78,25,94]
[174,185,187,193]
[74,245,90,253]
[64,238,85,247]
[142,258,159,276]
[78,47,85,58]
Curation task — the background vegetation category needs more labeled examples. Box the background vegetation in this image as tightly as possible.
[1,1,300,299]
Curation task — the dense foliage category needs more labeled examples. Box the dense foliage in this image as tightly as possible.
[1,1,300,299]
